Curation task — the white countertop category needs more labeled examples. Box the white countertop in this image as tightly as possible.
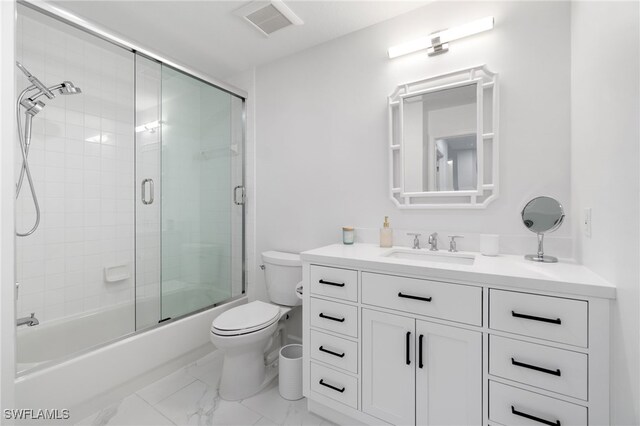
[301,243,616,299]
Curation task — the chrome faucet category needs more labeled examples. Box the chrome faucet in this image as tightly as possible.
[17,312,39,327]
[407,233,421,249]
[428,232,439,251]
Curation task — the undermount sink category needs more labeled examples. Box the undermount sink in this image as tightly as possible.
[382,248,476,266]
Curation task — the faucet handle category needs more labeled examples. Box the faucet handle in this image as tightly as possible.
[407,233,422,249]
[448,235,463,252]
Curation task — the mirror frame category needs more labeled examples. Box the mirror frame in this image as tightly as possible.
[388,65,499,209]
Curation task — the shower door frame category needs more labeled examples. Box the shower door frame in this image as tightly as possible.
[14,0,248,374]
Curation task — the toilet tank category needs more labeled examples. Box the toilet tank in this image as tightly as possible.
[262,251,302,307]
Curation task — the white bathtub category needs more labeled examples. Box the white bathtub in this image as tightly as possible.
[17,286,231,373]
[15,294,246,421]
[17,302,134,372]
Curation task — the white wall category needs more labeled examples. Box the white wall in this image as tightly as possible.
[570,2,640,424]
[252,1,573,301]
[0,0,17,413]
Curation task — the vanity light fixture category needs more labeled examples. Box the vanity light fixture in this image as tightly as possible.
[388,16,494,59]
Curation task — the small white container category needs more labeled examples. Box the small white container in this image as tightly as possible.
[480,234,499,256]
[279,344,303,400]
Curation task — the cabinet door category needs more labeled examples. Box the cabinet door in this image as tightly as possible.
[362,309,415,425]
[415,320,482,426]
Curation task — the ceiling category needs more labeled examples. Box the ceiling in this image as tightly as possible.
[51,1,430,79]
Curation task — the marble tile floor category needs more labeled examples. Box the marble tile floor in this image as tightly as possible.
[76,351,335,426]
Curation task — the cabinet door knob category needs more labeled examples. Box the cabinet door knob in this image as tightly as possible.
[418,334,424,369]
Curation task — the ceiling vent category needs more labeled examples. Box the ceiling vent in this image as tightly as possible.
[235,0,303,37]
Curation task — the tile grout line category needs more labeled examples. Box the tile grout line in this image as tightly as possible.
[134,394,178,426]
[149,377,208,408]
[135,367,199,407]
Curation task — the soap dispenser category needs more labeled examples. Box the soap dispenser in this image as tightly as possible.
[380,216,393,248]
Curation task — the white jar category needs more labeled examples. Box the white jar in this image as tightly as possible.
[480,234,499,256]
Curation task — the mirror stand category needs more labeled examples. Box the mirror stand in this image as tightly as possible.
[525,233,558,263]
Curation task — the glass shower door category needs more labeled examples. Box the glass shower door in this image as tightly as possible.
[159,65,244,320]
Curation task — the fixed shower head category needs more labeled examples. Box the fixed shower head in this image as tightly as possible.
[57,81,81,95]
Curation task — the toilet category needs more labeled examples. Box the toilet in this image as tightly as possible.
[210,251,302,400]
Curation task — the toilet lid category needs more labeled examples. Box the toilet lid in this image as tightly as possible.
[211,301,280,336]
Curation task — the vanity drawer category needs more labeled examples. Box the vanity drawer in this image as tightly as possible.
[309,265,358,302]
[310,297,358,338]
[489,381,587,426]
[489,290,588,347]
[310,330,358,374]
[489,335,588,400]
[310,362,358,409]
[361,272,482,326]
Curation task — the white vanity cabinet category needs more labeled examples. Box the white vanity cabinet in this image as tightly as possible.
[360,309,482,425]
[301,244,614,426]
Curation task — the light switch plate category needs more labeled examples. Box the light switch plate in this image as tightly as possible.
[583,208,592,237]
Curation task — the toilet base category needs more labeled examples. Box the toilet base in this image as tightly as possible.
[218,343,279,401]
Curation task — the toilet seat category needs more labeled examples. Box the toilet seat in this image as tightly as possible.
[211,301,280,337]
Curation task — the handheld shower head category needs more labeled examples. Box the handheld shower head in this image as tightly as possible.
[20,98,45,117]
[16,61,55,100]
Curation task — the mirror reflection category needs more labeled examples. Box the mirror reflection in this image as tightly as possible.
[402,83,477,193]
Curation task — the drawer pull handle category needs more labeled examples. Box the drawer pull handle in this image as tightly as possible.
[418,334,424,369]
[319,379,345,393]
[319,313,345,323]
[398,292,432,302]
[511,357,561,376]
[319,346,345,358]
[511,406,561,426]
[406,331,411,365]
[511,311,561,325]
[319,279,345,287]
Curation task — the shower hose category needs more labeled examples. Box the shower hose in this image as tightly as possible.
[15,85,41,237]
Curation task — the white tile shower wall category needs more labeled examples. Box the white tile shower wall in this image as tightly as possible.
[249,1,573,302]
[15,9,135,324]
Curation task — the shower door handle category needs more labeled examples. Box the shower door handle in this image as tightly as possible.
[234,185,245,205]
[142,179,154,205]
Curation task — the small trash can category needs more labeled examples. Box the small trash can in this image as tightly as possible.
[279,344,303,400]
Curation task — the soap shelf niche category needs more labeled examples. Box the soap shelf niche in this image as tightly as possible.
[104,264,131,283]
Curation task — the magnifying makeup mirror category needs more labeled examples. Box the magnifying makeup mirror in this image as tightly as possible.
[521,196,565,263]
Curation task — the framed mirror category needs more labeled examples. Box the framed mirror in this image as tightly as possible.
[389,65,498,209]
